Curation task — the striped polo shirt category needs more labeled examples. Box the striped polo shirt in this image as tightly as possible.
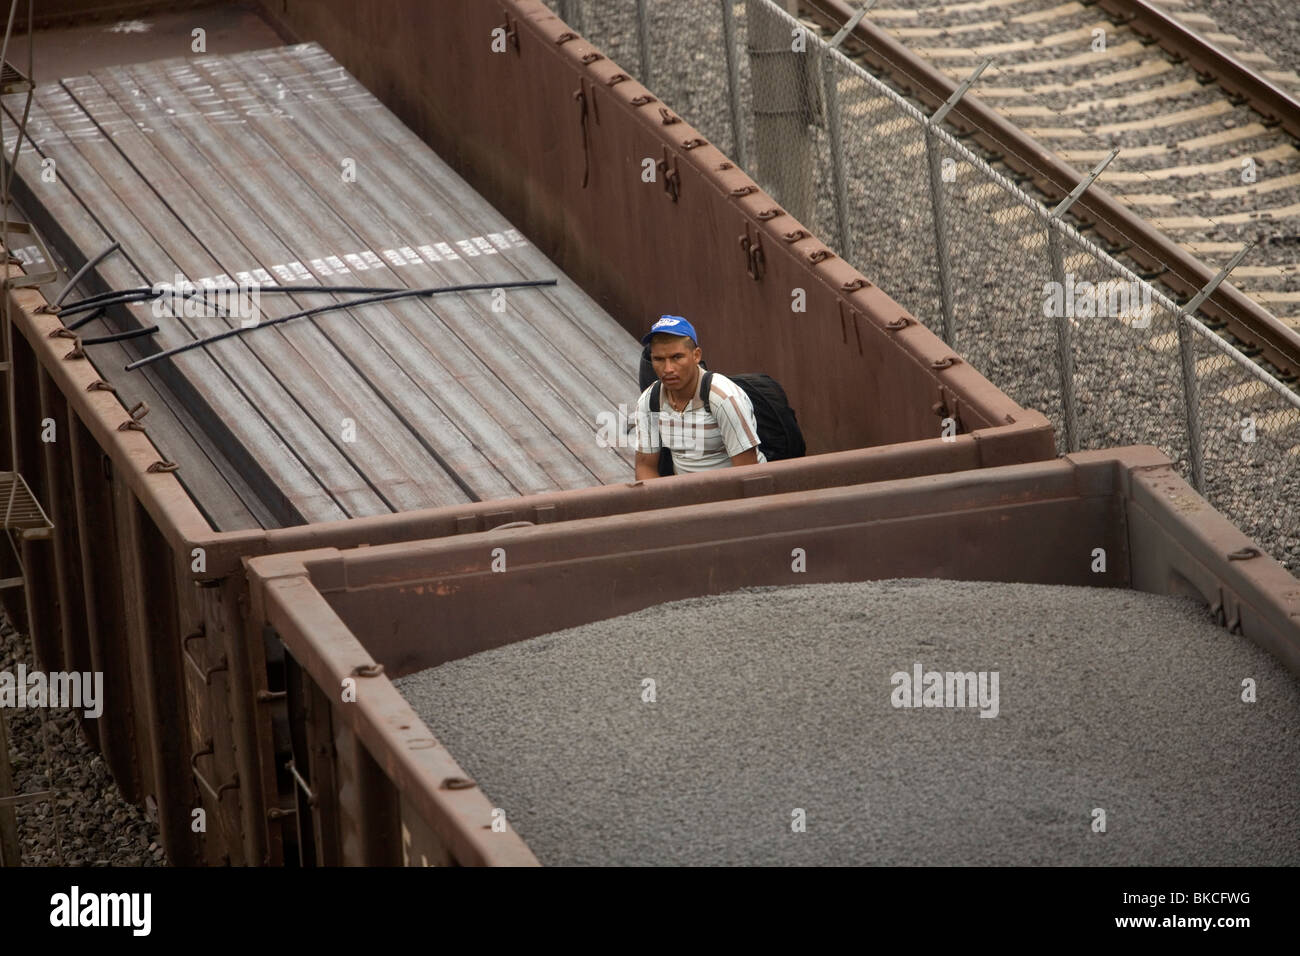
[634,370,767,473]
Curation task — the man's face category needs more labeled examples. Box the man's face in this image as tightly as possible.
[649,334,701,391]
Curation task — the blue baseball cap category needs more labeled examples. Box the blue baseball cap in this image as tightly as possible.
[641,314,699,346]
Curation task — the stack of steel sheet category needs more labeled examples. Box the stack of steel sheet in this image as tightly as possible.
[3,43,642,531]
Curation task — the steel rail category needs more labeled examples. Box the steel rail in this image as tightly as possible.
[797,0,1300,383]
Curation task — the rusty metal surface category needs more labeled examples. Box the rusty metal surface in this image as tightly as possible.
[9,245,1057,585]
[115,51,631,493]
[303,446,1298,674]
[0,120,277,533]
[65,402,139,800]
[797,0,1300,384]
[5,282,214,554]
[1,21,1057,548]
[244,446,1299,865]
[247,549,539,866]
[35,369,93,730]
[10,309,61,674]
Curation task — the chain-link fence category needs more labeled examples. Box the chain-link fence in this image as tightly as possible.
[546,0,1300,573]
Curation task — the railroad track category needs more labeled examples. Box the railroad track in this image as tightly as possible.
[796,0,1300,388]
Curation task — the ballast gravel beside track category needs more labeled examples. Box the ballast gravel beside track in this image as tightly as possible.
[0,611,163,867]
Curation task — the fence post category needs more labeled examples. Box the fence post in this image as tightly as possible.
[719,0,748,170]
[747,0,818,227]
[558,0,584,33]
[816,2,874,258]
[636,0,653,92]
[1044,148,1118,453]
[921,58,990,347]
[1174,243,1253,493]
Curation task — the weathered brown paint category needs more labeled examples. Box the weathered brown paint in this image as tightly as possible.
[5,258,1057,867]
[37,368,93,694]
[120,489,198,864]
[12,326,61,673]
[66,408,140,801]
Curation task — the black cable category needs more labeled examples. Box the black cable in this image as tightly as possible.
[56,286,153,316]
[82,325,159,345]
[63,304,107,331]
[125,278,557,372]
[64,298,148,330]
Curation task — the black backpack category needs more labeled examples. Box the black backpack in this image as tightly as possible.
[636,345,806,475]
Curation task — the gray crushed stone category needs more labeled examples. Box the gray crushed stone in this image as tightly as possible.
[0,610,163,867]
[395,579,1300,866]
[1178,0,1300,89]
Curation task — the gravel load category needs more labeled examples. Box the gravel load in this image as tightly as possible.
[0,611,163,867]
[395,579,1300,866]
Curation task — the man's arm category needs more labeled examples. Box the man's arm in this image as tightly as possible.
[729,448,759,468]
[635,451,663,480]
[632,387,663,479]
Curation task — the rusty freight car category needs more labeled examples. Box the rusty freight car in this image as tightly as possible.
[0,0,1294,868]
[0,13,1057,863]
[246,446,1300,866]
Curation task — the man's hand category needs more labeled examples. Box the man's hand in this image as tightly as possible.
[730,447,759,468]
[635,451,663,480]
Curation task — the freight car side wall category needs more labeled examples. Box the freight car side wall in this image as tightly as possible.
[0,274,282,866]
[258,2,1024,453]
[2,326,195,861]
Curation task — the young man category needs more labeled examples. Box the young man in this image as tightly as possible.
[633,315,766,479]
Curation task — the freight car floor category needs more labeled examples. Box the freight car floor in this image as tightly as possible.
[395,579,1300,866]
[2,43,641,530]
[24,2,283,79]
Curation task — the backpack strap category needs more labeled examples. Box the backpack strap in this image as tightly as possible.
[649,380,661,413]
[700,370,715,414]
